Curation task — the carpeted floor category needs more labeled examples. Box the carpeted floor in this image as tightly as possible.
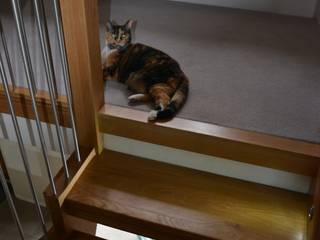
[100,0,320,143]
[1,0,320,143]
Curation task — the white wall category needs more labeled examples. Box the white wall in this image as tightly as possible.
[1,139,63,205]
[0,113,74,153]
[172,0,319,17]
[103,134,311,193]
[0,113,74,205]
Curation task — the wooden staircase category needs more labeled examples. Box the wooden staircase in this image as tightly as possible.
[0,0,318,239]
[61,150,307,240]
[42,1,320,239]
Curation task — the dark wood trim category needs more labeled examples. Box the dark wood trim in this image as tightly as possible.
[60,0,104,151]
[0,150,9,180]
[308,167,320,240]
[64,214,97,237]
[315,0,320,23]
[0,85,70,127]
[99,104,320,176]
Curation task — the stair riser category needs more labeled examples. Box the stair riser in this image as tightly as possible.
[103,133,311,193]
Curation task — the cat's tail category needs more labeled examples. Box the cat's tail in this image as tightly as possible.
[153,75,189,120]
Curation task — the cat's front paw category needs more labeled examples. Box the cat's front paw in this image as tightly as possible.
[148,110,158,121]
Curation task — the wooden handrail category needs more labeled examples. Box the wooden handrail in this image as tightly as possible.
[0,85,70,127]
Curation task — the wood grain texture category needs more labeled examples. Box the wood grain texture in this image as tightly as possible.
[308,167,320,240]
[99,104,320,176]
[58,149,96,205]
[0,85,70,127]
[64,214,97,237]
[60,0,104,151]
[44,147,94,233]
[64,149,308,240]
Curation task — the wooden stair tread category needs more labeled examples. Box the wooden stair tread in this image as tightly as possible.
[63,150,308,240]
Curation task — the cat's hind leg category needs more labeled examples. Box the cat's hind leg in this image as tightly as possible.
[148,84,173,121]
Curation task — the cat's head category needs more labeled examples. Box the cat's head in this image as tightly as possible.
[105,20,135,50]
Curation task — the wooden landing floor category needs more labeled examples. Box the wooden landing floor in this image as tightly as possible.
[63,150,308,240]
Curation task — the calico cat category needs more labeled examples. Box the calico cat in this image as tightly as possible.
[102,20,189,121]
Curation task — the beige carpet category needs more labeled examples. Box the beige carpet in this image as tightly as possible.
[1,0,320,143]
[101,0,320,143]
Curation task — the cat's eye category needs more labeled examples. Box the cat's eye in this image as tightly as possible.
[121,34,127,39]
[112,34,116,38]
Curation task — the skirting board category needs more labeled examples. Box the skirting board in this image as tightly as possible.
[171,0,318,18]
[103,133,311,193]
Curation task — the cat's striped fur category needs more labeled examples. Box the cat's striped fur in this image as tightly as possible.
[103,20,189,121]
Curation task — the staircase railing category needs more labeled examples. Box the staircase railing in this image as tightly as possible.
[1,0,319,240]
[0,0,83,238]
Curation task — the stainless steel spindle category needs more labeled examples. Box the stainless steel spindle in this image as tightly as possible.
[0,19,16,89]
[52,0,81,162]
[0,166,25,240]
[10,0,68,188]
[10,0,36,93]
[0,42,47,237]
[33,0,70,182]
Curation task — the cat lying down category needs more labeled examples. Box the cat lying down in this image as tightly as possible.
[102,20,189,121]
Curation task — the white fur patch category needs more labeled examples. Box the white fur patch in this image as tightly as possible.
[128,94,145,101]
[101,46,117,65]
[148,110,158,121]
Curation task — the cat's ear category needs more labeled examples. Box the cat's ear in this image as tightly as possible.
[124,19,136,31]
[106,20,113,32]
[106,20,118,31]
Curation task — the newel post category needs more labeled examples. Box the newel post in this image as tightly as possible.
[59,0,104,152]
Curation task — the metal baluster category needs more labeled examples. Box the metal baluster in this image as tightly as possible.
[33,0,70,182]
[10,0,69,188]
[0,19,16,90]
[0,166,25,240]
[0,40,47,237]
[52,0,81,162]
